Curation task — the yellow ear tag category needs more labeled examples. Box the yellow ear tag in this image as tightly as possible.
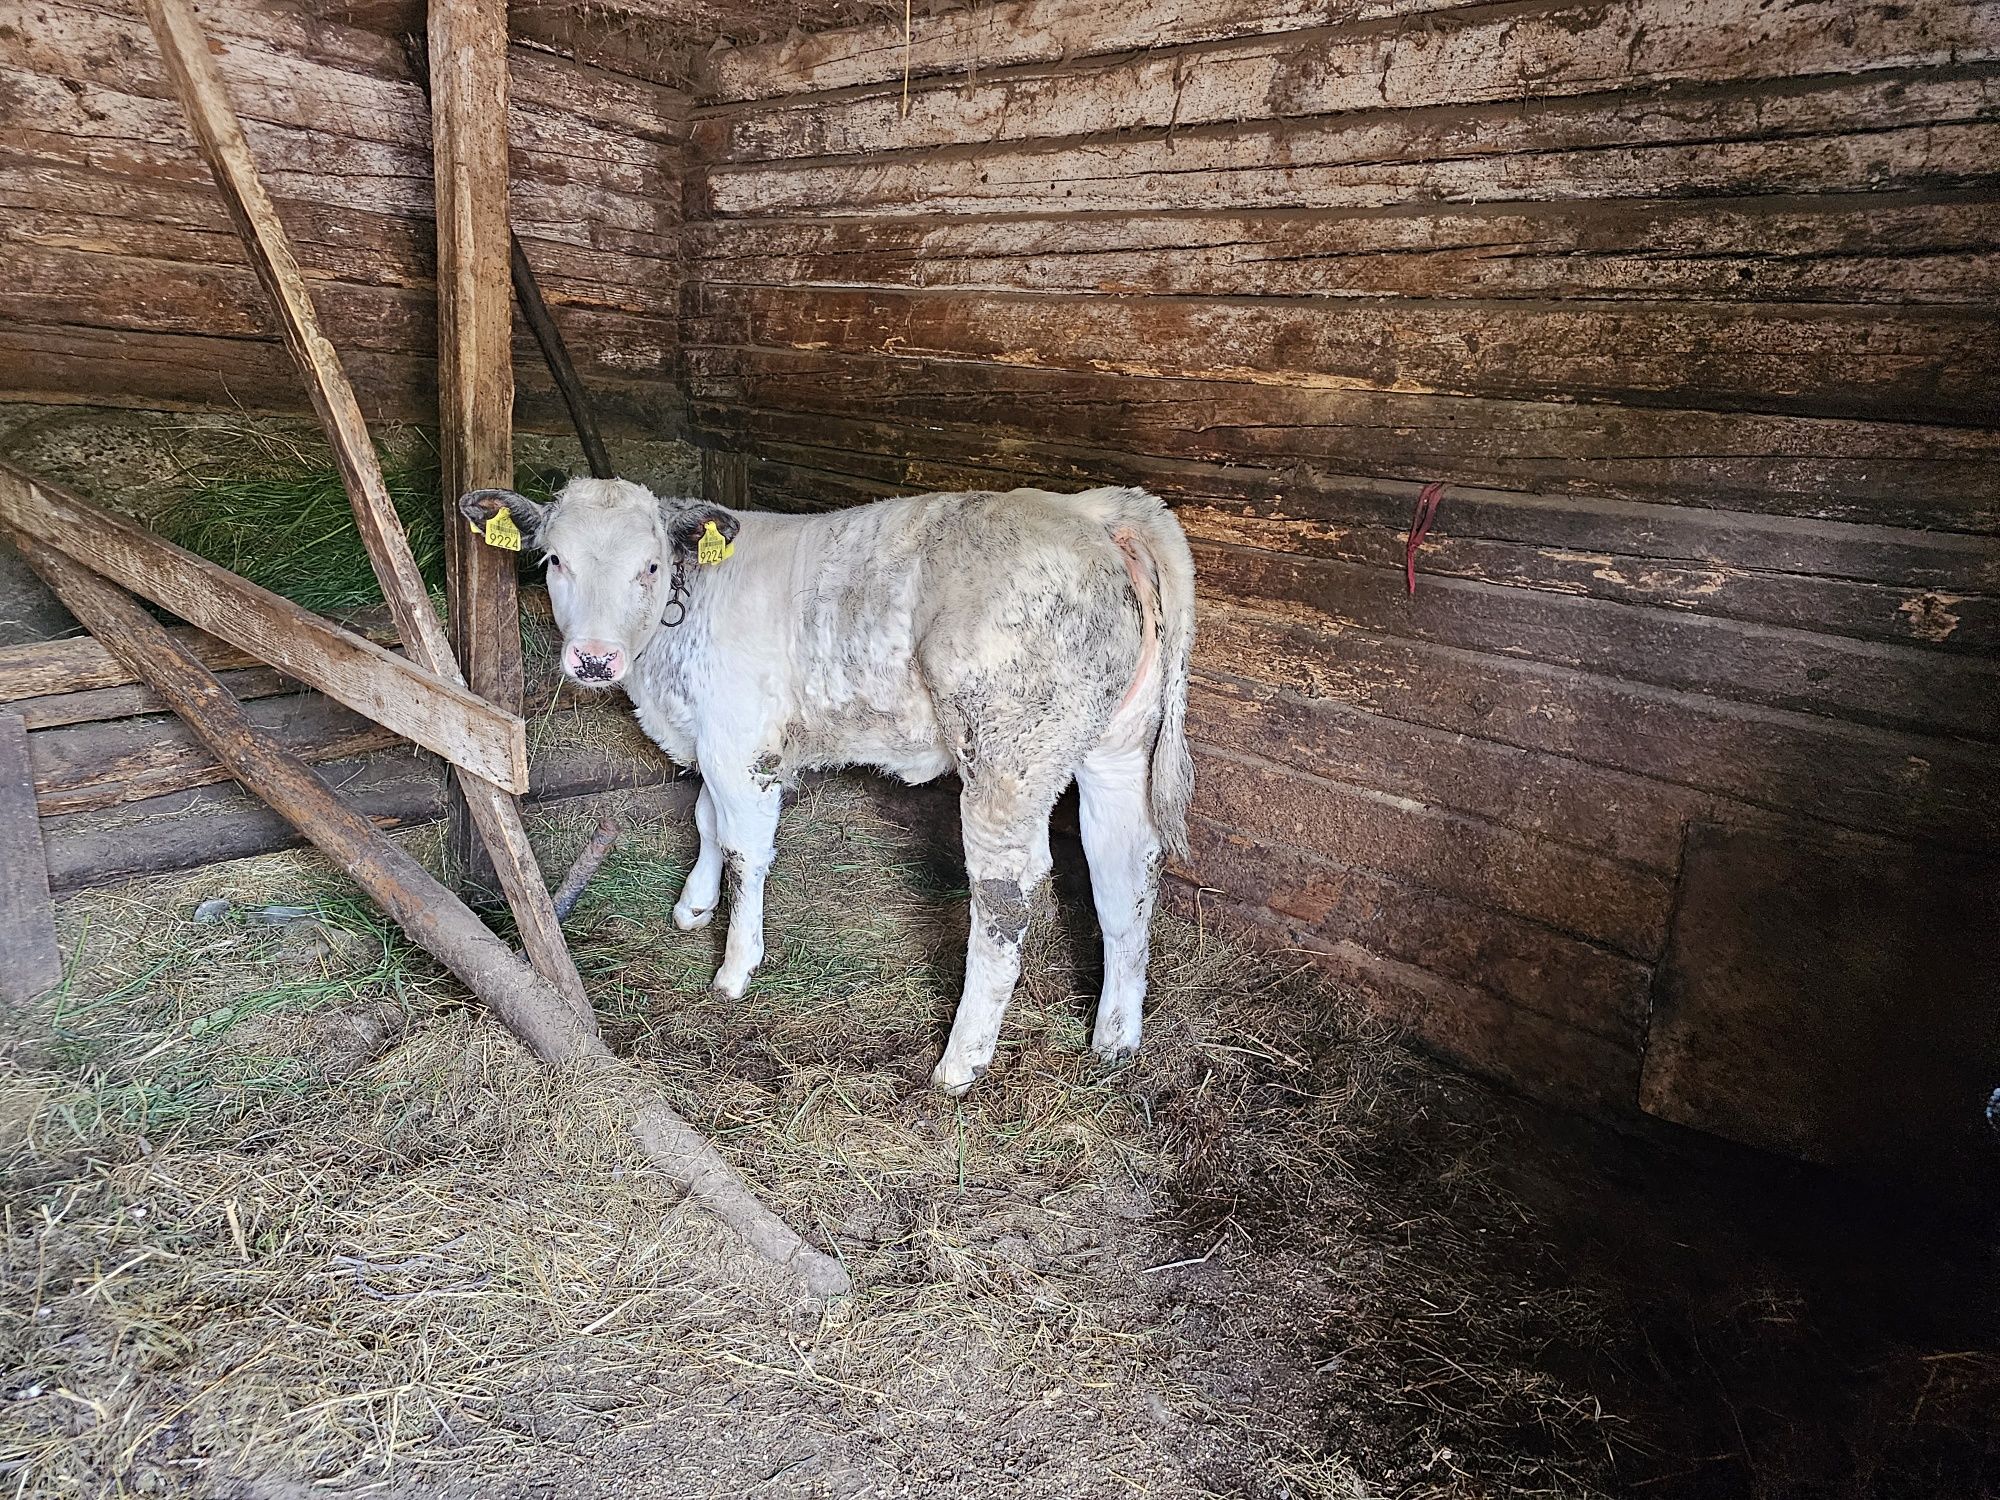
[480,507,523,552]
[696,519,734,566]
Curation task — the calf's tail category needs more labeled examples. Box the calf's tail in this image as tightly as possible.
[1102,488,1196,862]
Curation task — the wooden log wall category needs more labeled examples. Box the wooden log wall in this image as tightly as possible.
[689,0,2000,1131]
[0,0,687,433]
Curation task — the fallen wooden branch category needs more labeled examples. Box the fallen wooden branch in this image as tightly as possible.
[15,535,851,1300]
[141,0,588,1023]
[551,815,620,921]
[0,463,527,793]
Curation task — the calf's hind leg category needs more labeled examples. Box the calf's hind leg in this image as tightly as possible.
[1076,744,1163,1063]
[932,779,1059,1097]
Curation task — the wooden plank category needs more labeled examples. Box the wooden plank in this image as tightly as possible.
[0,244,679,384]
[1197,600,2000,851]
[1641,822,2000,1189]
[1,64,682,249]
[12,665,300,730]
[0,713,63,1005]
[430,0,521,890]
[1191,742,1675,960]
[736,431,2000,599]
[692,281,1999,425]
[1186,674,1703,874]
[1183,813,1654,1042]
[701,71,2000,217]
[0,320,679,435]
[685,348,2000,529]
[0,169,667,312]
[1165,883,1644,1118]
[703,0,1398,102]
[1190,542,2000,742]
[40,740,682,893]
[702,0,2000,161]
[0,626,265,699]
[138,0,589,1020]
[30,692,402,815]
[687,194,2000,306]
[0,466,528,792]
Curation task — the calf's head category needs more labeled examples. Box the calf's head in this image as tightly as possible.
[459,479,740,688]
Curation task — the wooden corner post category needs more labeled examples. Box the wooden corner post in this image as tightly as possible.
[430,0,521,892]
[140,0,591,1026]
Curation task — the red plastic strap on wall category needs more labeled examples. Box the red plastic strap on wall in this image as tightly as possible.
[1404,481,1445,596]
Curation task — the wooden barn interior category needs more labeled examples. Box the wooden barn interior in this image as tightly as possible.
[1,1,1996,1496]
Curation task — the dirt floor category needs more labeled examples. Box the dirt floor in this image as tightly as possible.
[2,778,1995,1500]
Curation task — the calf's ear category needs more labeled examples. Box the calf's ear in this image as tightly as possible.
[668,504,740,553]
[458,488,548,545]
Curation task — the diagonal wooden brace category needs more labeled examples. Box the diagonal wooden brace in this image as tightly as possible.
[140,0,590,1027]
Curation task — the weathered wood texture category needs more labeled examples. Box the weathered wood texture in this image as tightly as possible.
[431,0,521,889]
[0,712,62,1004]
[0,0,687,430]
[691,0,2000,1126]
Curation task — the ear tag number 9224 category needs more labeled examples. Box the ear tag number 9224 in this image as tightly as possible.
[479,507,523,552]
[697,520,735,566]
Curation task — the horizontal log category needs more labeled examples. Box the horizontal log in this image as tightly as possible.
[1191,742,1674,959]
[736,433,2000,597]
[691,282,1997,424]
[686,348,2000,528]
[1197,600,2000,851]
[0,625,263,698]
[1170,497,2000,656]
[0,319,680,434]
[1182,814,1654,1042]
[1191,542,2000,742]
[1186,674,1703,873]
[1165,882,1643,1118]
[701,71,2000,217]
[703,0,1408,102]
[688,193,2000,306]
[703,0,2000,162]
[0,165,674,313]
[30,689,401,814]
[0,464,530,792]
[0,244,676,382]
[40,737,683,892]
[7,0,687,146]
[13,664,299,729]
[4,70,683,256]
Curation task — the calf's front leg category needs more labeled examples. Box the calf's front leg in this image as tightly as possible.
[673,782,723,930]
[706,773,782,999]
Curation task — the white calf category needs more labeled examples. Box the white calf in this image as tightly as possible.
[461,479,1195,1094]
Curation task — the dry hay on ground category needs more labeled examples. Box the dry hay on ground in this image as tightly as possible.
[1,779,1992,1499]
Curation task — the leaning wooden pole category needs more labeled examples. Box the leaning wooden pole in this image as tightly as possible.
[139,0,590,1025]
[14,534,851,1300]
[430,0,521,893]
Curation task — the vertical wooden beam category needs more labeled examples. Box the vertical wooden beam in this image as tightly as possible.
[701,448,750,510]
[0,711,62,1005]
[430,0,519,891]
[140,0,593,1028]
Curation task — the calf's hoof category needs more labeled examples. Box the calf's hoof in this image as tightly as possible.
[672,901,715,931]
[1090,1030,1142,1067]
[930,1055,987,1098]
[711,964,753,999]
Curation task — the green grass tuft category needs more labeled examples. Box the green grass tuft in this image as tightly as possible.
[152,452,563,614]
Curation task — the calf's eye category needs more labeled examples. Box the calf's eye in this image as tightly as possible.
[547,555,562,569]
[648,562,660,575]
